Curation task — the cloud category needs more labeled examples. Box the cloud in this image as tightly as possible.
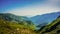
[7,6,60,17]
[6,0,60,17]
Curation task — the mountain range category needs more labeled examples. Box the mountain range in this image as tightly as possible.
[0,12,60,34]
[30,12,60,26]
[0,12,60,26]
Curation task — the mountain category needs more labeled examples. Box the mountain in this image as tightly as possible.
[0,13,36,30]
[0,13,30,22]
[37,16,60,34]
[0,13,36,34]
[0,13,60,34]
[30,12,60,25]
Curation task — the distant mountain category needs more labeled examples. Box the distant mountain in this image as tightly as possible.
[37,16,60,34]
[30,12,60,25]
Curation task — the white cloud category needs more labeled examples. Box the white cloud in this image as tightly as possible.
[7,6,60,17]
[6,0,60,17]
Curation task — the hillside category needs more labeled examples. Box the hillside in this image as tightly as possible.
[0,13,36,34]
[0,13,30,22]
[37,16,60,34]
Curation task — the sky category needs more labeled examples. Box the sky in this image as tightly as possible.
[0,0,60,17]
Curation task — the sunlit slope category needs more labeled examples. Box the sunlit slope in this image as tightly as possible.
[0,13,36,34]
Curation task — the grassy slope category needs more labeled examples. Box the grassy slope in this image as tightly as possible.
[0,19,36,34]
[0,13,36,34]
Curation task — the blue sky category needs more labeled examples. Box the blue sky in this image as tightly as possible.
[0,0,60,17]
[0,0,45,12]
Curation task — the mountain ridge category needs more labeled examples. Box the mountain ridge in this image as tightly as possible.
[30,12,60,25]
